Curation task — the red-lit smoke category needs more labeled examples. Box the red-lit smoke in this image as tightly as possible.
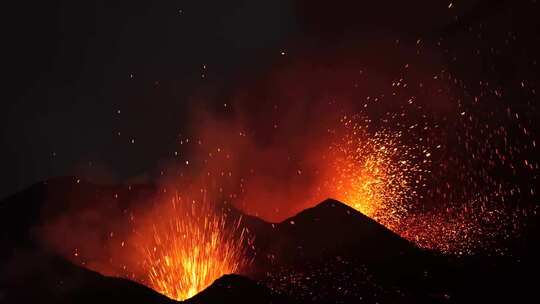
[38,42,538,299]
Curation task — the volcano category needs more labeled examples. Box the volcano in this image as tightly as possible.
[1,177,538,303]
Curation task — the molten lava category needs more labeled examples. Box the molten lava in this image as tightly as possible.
[134,193,251,300]
[319,115,429,230]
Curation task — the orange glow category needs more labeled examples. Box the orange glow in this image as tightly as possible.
[133,193,251,300]
[319,116,429,229]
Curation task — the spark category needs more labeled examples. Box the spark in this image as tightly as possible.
[320,115,429,229]
[134,193,251,300]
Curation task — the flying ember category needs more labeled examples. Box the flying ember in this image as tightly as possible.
[320,115,429,227]
[133,192,251,300]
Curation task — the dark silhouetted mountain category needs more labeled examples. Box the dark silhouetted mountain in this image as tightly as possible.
[230,199,540,303]
[232,199,445,303]
[1,177,539,303]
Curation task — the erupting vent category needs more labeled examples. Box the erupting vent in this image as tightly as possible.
[134,194,251,300]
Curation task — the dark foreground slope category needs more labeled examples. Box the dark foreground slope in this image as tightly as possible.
[186,274,293,304]
[0,253,175,304]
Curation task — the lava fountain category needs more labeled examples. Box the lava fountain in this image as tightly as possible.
[319,115,430,230]
[133,192,251,300]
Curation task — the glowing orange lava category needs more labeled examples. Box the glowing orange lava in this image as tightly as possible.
[319,116,430,228]
[134,193,251,300]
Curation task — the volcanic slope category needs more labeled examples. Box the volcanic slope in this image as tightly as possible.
[1,177,538,303]
[232,199,447,303]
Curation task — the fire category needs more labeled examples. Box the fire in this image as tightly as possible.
[316,112,531,255]
[320,116,429,228]
[134,193,251,300]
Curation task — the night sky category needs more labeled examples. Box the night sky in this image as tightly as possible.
[3,0,539,200]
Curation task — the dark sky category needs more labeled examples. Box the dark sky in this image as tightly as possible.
[3,0,539,199]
